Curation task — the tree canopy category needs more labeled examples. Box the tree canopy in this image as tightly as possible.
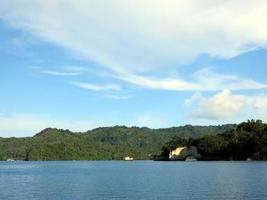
[158,120,267,161]
[0,124,231,161]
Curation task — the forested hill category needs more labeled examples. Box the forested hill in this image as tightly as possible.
[158,120,267,161]
[0,124,233,161]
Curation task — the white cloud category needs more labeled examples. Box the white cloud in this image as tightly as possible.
[118,69,267,91]
[193,68,267,90]
[41,70,81,76]
[70,81,121,91]
[119,73,199,91]
[1,1,267,91]
[189,89,267,120]
[184,92,202,107]
[190,89,247,119]
[40,66,87,76]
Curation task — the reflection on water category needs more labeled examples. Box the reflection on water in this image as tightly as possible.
[0,161,266,200]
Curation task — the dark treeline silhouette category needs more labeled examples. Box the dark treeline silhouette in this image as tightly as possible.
[158,120,267,160]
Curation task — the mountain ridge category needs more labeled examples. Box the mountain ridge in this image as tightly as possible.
[0,124,234,161]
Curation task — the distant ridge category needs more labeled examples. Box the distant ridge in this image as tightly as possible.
[0,124,233,161]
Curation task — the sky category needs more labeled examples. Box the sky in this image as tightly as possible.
[0,0,267,137]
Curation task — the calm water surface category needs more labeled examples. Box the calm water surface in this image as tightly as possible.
[0,161,267,200]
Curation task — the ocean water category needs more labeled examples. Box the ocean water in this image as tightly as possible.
[0,161,267,200]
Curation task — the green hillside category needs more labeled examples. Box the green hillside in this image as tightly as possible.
[158,120,267,161]
[0,124,233,161]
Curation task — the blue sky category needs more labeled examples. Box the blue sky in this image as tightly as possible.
[0,1,267,137]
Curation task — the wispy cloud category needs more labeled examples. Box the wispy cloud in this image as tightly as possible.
[118,72,199,91]
[117,68,267,91]
[1,0,267,91]
[103,94,132,100]
[70,81,121,91]
[41,70,81,76]
[193,68,267,91]
[40,66,87,76]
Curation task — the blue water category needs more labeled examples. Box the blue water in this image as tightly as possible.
[0,161,267,200]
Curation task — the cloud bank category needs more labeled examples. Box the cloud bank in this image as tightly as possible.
[1,0,267,91]
[189,89,267,120]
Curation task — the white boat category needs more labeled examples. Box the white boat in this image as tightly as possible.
[124,156,134,161]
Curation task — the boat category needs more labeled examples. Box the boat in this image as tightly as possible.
[124,156,134,161]
[185,156,197,161]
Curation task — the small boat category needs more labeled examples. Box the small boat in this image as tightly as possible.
[124,156,134,161]
[185,156,197,161]
[6,159,15,162]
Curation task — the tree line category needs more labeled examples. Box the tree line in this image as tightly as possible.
[0,124,231,161]
[158,120,267,160]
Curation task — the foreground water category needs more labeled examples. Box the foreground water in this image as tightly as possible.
[0,161,267,200]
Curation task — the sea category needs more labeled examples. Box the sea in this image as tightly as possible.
[0,161,266,200]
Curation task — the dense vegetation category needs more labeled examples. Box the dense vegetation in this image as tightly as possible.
[158,120,267,160]
[0,124,232,161]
